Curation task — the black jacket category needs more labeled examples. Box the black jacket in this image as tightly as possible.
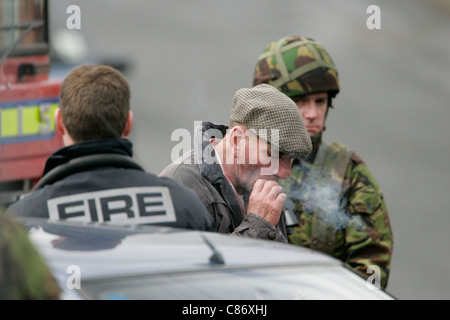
[7,138,213,231]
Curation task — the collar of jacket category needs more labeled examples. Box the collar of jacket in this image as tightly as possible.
[43,138,133,175]
[195,121,246,225]
[194,121,228,184]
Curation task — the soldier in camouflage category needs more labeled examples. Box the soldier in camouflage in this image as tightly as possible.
[0,207,60,299]
[253,36,393,288]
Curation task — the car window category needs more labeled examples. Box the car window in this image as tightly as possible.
[80,264,393,300]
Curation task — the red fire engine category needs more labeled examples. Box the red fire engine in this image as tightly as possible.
[0,0,63,205]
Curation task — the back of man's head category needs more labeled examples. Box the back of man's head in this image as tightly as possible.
[60,64,130,142]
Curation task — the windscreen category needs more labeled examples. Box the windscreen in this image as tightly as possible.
[80,265,393,300]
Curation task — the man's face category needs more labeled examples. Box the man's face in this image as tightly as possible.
[233,129,292,192]
[292,92,328,137]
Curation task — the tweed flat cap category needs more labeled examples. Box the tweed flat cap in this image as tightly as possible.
[230,84,312,158]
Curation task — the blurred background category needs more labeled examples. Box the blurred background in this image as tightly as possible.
[48,0,450,299]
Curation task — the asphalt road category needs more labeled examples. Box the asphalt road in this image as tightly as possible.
[49,0,450,300]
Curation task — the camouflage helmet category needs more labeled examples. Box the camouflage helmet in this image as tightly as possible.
[253,36,340,99]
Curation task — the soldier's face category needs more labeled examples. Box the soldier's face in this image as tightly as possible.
[292,92,328,137]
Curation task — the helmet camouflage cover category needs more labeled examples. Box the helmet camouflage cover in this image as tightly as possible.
[253,36,340,99]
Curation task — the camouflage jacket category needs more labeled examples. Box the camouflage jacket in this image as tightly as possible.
[0,210,60,299]
[280,138,393,288]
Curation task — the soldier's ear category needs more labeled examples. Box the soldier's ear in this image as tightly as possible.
[122,111,133,137]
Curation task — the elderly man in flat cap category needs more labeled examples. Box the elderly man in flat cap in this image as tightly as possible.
[160,84,312,242]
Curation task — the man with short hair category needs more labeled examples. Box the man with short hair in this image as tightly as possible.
[7,64,213,231]
[159,84,312,242]
[253,36,393,287]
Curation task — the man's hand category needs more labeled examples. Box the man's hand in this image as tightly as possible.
[247,179,286,226]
